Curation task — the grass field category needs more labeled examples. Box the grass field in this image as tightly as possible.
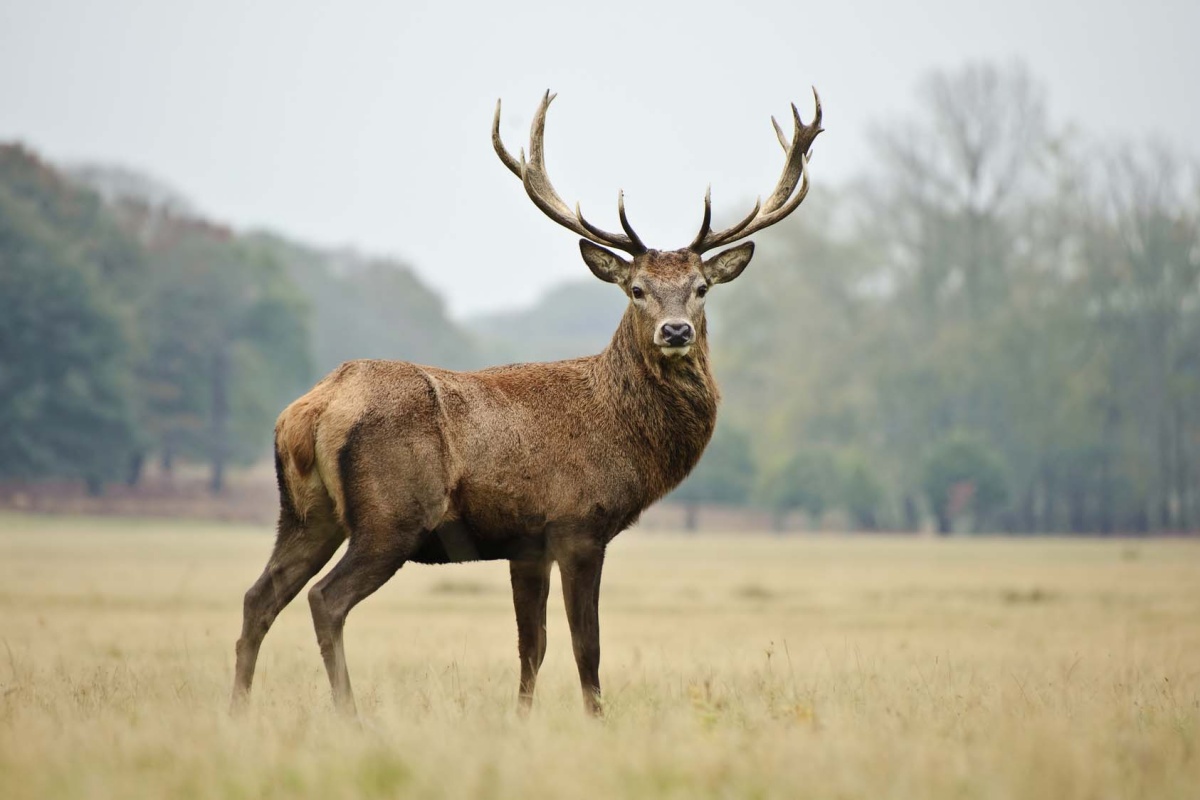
[1,512,1197,799]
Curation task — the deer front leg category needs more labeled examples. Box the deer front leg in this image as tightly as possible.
[557,541,606,716]
[510,556,551,714]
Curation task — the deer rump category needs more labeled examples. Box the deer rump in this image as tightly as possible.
[274,358,644,566]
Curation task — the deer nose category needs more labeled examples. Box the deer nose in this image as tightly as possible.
[660,321,694,347]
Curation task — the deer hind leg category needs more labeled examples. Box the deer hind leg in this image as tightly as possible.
[308,420,446,717]
[510,556,552,713]
[307,530,413,717]
[231,506,345,713]
[556,538,606,716]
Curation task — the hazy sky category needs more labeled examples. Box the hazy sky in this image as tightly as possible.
[2,0,1196,317]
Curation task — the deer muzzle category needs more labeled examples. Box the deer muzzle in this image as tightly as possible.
[656,320,694,355]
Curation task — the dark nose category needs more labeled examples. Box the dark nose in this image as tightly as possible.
[660,321,694,347]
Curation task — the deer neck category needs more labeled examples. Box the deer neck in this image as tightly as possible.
[597,307,720,498]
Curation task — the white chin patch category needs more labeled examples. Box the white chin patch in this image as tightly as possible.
[659,345,692,358]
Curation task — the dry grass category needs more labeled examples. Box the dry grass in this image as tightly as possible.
[1,512,1197,799]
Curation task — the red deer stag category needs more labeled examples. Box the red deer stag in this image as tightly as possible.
[231,90,823,716]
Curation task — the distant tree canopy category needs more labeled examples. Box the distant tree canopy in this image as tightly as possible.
[921,434,1009,534]
[670,421,755,530]
[466,279,626,364]
[0,148,141,490]
[0,148,479,493]
[757,448,841,529]
[711,61,1200,534]
[120,210,312,490]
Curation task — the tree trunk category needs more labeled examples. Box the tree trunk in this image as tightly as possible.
[1019,481,1036,534]
[1068,488,1085,534]
[903,495,920,532]
[126,451,145,487]
[161,444,174,478]
[1099,451,1113,536]
[684,502,699,533]
[1042,464,1058,533]
[209,346,230,494]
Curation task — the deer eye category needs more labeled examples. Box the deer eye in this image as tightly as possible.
[631,286,644,300]
[696,284,708,298]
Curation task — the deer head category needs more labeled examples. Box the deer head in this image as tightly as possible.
[493,91,823,359]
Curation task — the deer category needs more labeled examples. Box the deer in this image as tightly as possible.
[230,89,823,717]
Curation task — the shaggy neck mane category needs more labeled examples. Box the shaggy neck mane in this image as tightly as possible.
[594,306,720,502]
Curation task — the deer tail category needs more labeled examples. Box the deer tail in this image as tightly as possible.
[274,393,326,521]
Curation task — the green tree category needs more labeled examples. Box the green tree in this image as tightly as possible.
[921,434,1009,534]
[0,155,140,489]
[670,421,754,531]
[129,217,311,491]
[1077,144,1200,532]
[712,191,877,461]
[757,448,839,531]
[836,450,886,531]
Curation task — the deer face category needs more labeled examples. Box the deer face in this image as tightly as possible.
[579,241,755,358]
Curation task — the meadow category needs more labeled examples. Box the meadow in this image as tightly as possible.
[0,511,1197,799]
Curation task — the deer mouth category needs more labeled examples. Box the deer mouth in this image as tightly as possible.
[659,345,692,358]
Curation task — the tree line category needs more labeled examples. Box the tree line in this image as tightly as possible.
[0,149,477,493]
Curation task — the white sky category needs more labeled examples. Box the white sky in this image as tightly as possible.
[2,0,1197,317]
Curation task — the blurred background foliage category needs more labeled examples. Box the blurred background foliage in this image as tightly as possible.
[1,61,1197,533]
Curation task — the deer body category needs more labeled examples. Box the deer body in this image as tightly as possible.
[282,304,717,565]
[231,90,821,716]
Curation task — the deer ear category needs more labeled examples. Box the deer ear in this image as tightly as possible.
[702,242,755,285]
[579,240,630,284]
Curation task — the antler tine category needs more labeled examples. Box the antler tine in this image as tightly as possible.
[772,117,788,151]
[761,103,810,214]
[703,196,764,251]
[690,87,823,254]
[617,190,646,252]
[687,185,713,251]
[494,91,646,255]
[575,200,630,247]
[519,92,583,237]
[492,99,524,179]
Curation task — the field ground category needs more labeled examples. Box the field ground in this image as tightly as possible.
[0,513,1198,799]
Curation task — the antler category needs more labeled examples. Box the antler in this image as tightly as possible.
[493,92,647,256]
[689,87,824,253]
